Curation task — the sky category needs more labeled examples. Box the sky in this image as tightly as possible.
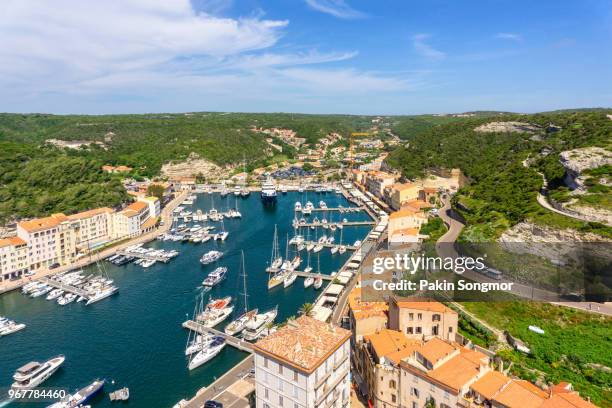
[0,0,611,115]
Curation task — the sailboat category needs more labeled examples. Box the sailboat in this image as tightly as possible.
[338,227,346,254]
[225,251,258,336]
[266,225,283,272]
[304,249,313,273]
[185,294,208,356]
[313,253,323,290]
[214,220,229,241]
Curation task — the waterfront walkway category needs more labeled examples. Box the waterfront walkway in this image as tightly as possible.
[181,320,253,353]
[301,241,357,251]
[296,220,374,228]
[39,276,89,298]
[0,191,188,295]
[296,206,367,213]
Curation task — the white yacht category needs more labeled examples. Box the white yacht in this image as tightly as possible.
[202,267,228,288]
[57,293,77,306]
[304,276,314,288]
[294,201,302,211]
[242,306,278,341]
[86,286,118,305]
[283,271,297,288]
[224,309,258,336]
[319,200,327,209]
[260,177,277,206]
[185,334,215,356]
[0,320,26,337]
[196,297,234,328]
[313,275,323,289]
[11,355,65,390]
[46,289,64,301]
[188,336,226,370]
[200,250,223,265]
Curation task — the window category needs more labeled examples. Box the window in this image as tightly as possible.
[264,358,268,368]
[279,364,283,374]
[389,380,396,389]
[391,394,397,403]
[293,370,298,381]
[416,327,422,334]
[417,313,422,321]
[279,395,283,406]
[407,327,413,334]
[265,388,269,399]
[408,313,414,321]
[432,314,441,322]
[411,387,419,397]
[449,327,453,333]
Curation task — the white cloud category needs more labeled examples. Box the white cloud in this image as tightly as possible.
[495,32,522,41]
[304,0,365,19]
[412,34,446,60]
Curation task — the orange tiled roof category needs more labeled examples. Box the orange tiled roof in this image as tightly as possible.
[470,370,511,399]
[390,227,420,237]
[0,236,27,248]
[493,380,547,408]
[389,207,419,219]
[416,337,458,366]
[540,392,597,408]
[365,329,420,365]
[428,348,488,391]
[253,316,350,374]
[67,207,113,220]
[140,217,158,230]
[348,287,388,320]
[402,200,433,211]
[18,215,61,232]
[392,298,455,314]
[122,201,148,214]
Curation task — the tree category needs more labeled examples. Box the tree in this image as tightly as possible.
[299,303,314,317]
[147,184,165,201]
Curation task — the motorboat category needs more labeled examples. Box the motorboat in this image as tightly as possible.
[319,201,327,209]
[188,336,226,370]
[294,201,302,211]
[0,320,26,337]
[353,240,362,247]
[46,289,64,301]
[313,244,324,253]
[202,267,228,288]
[57,293,77,306]
[304,277,314,288]
[260,177,277,206]
[196,297,234,327]
[313,276,323,289]
[330,246,339,255]
[48,379,105,408]
[11,355,65,390]
[224,309,258,336]
[283,271,297,288]
[242,306,277,341]
[200,250,223,265]
[338,245,346,254]
[86,286,118,305]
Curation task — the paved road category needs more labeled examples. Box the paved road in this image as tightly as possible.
[435,196,611,316]
[182,355,254,408]
[0,191,188,295]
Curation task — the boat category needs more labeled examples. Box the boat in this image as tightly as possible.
[338,245,346,254]
[266,225,283,272]
[46,288,64,300]
[31,285,52,298]
[260,176,277,206]
[0,321,26,336]
[185,334,214,356]
[196,297,234,327]
[11,355,65,390]
[225,251,259,336]
[294,201,302,211]
[48,379,105,408]
[281,185,288,194]
[314,276,323,289]
[289,235,304,245]
[353,240,362,247]
[304,276,314,288]
[242,306,278,341]
[267,270,285,290]
[330,246,339,255]
[202,267,228,288]
[283,271,297,288]
[313,243,324,253]
[233,185,241,196]
[109,387,130,402]
[141,259,156,268]
[214,231,229,241]
[200,250,223,265]
[86,286,118,305]
[188,336,226,370]
[58,293,77,306]
[306,242,315,251]
[319,200,327,209]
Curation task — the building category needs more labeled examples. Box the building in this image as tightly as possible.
[138,196,161,218]
[388,297,458,342]
[347,287,389,342]
[365,171,398,198]
[387,208,428,245]
[387,183,423,210]
[399,338,491,408]
[253,316,351,408]
[113,201,150,238]
[0,237,28,281]
[358,329,420,407]
[17,214,78,270]
[65,207,114,251]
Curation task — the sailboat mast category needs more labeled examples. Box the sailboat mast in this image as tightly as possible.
[240,250,248,314]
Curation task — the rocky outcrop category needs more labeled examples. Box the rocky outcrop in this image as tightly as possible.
[474,121,542,134]
[161,154,230,181]
[559,147,612,179]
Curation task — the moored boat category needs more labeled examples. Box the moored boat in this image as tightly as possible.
[12,355,65,390]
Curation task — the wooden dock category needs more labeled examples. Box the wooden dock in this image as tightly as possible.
[182,320,253,353]
[116,250,172,263]
[294,271,334,281]
[39,277,89,298]
[296,220,374,228]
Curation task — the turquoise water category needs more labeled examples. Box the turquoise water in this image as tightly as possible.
[0,192,370,408]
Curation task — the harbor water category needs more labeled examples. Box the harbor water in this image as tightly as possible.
[0,192,371,408]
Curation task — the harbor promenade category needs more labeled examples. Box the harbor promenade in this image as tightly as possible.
[0,190,188,295]
[181,320,254,353]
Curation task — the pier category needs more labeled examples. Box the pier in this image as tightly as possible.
[39,277,89,298]
[116,250,173,263]
[296,206,366,213]
[181,320,253,353]
[296,220,374,228]
[300,241,357,251]
[294,271,334,280]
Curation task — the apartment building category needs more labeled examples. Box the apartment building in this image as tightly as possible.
[17,214,78,270]
[388,297,458,342]
[387,183,423,210]
[364,171,398,198]
[347,287,388,342]
[253,316,351,408]
[138,196,161,218]
[0,237,28,281]
[113,201,150,238]
[387,208,428,245]
[65,207,114,251]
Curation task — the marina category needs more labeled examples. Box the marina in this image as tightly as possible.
[0,190,373,408]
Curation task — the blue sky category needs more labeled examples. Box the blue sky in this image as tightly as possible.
[0,0,610,114]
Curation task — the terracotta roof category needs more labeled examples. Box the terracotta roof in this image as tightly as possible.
[365,330,420,364]
[416,337,458,366]
[253,316,350,374]
[122,201,148,216]
[493,380,547,408]
[428,348,488,391]
[140,217,158,230]
[18,215,61,232]
[402,200,433,211]
[67,207,113,220]
[470,370,511,399]
[389,207,418,219]
[348,287,388,320]
[391,182,420,191]
[392,297,455,314]
[0,237,27,248]
[540,392,597,408]
[390,227,420,237]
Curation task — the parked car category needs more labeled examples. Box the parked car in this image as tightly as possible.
[204,401,223,408]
